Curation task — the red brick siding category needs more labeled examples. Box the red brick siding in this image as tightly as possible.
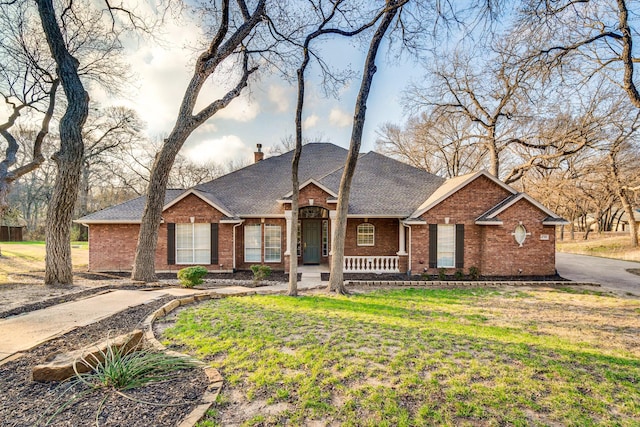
[88,224,139,271]
[88,194,234,272]
[284,183,335,211]
[411,175,556,276]
[480,200,556,276]
[344,218,399,257]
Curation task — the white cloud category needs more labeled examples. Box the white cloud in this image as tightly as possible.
[182,135,253,166]
[303,114,319,130]
[329,108,352,128]
[214,94,260,122]
[268,84,291,112]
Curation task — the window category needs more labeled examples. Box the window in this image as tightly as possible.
[514,224,528,247]
[176,223,210,264]
[264,224,281,263]
[437,224,455,268]
[244,224,261,262]
[357,223,375,246]
[322,220,329,256]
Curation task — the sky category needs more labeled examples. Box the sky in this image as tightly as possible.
[88,9,426,168]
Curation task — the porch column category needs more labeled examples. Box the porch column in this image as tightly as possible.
[284,210,292,256]
[397,221,408,255]
[329,210,337,255]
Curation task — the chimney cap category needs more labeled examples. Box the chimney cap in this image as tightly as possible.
[256,143,262,152]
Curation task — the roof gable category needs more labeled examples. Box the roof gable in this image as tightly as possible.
[162,189,234,217]
[283,178,338,198]
[411,170,516,218]
[476,193,568,225]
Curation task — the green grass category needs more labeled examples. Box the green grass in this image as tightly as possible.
[557,235,640,262]
[164,288,640,426]
[0,241,88,283]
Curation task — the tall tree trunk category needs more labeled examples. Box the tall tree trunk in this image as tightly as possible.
[288,57,307,296]
[328,1,401,294]
[487,127,500,178]
[131,132,184,281]
[37,0,89,285]
[131,1,264,282]
[609,151,639,247]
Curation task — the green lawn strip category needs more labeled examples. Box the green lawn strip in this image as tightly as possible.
[164,289,640,426]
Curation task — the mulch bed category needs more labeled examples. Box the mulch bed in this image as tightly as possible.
[0,296,209,427]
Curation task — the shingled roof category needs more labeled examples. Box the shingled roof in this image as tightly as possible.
[77,143,447,223]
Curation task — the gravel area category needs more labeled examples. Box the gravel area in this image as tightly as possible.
[0,297,209,427]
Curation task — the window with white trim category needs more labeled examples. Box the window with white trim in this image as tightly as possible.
[357,223,375,246]
[264,224,281,263]
[322,220,329,256]
[176,223,210,264]
[437,224,455,268]
[244,224,261,262]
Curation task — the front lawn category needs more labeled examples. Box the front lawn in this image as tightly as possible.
[163,288,640,426]
[0,241,88,283]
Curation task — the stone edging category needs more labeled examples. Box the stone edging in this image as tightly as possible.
[346,280,601,287]
[142,285,325,427]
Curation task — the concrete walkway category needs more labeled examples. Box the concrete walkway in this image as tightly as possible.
[0,279,324,363]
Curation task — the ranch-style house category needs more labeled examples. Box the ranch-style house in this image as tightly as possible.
[77,143,567,276]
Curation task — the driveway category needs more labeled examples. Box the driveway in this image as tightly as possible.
[556,252,640,295]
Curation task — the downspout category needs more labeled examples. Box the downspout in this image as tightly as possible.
[406,224,412,276]
[232,221,244,271]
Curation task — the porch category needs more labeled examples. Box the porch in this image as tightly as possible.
[297,256,402,275]
[284,207,407,275]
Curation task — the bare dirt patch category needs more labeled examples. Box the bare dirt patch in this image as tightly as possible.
[0,296,208,426]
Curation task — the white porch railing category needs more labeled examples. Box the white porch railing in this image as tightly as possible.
[343,256,400,273]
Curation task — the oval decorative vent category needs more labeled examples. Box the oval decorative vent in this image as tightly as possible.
[514,224,527,247]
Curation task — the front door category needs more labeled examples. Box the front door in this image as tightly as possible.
[303,220,321,264]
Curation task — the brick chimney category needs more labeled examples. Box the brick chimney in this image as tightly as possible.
[254,143,264,163]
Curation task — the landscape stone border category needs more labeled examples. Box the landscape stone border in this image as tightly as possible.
[143,280,599,426]
[345,280,601,287]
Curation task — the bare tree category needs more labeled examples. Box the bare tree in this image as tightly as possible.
[131,0,268,281]
[0,1,60,254]
[75,106,143,239]
[328,0,407,294]
[376,113,488,177]
[277,0,395,296]
[405,44,533,178]
[521,0,640,108]
[604,109,640,246]
[36,0,90,285]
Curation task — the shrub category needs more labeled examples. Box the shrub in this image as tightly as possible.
[420,272,431,281]
[438,268,446,280]
[454,270,464,280]
[469,266,480,280]
[250,264,272,283]
[177,266,208,288]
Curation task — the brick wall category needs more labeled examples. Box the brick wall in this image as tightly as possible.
[411,175,557,276]
[88,193,235,272]
[344,218,400,256]
[286,183,335,211]
[88,224,139,271]
[480,199,556,276]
